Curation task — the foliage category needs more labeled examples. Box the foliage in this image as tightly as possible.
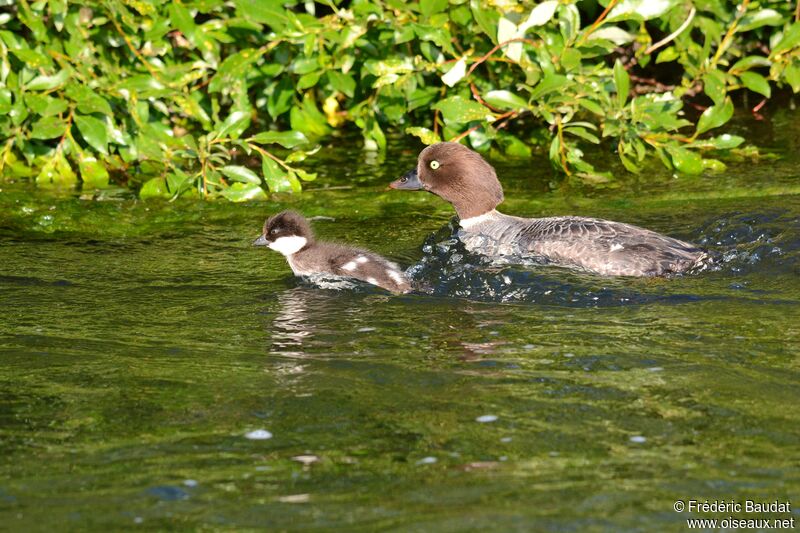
[1,0,799,198]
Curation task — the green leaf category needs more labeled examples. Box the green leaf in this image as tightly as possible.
[65,84,113,116]
[10,48,52,68]
[214,110,251,140]
[78,154,110,188]
[220,165,261,184]
[613,59,629,108]
[74,114,110,155]
[168,3,197,43]
[564,126,600,144]
[290,94,331,139]
[405,126,441,145]
[327,71,356,98]
[608,0,679,21]
[433,95,495,124]
[589,26,635,46]
[655,46,679,63]
[702,70,727,105]
[234,0,289,31]
[294,169,317,182]
[470,1,500,41]
[140,177,170,199]
[209,48,263,93]
[261,155,297,193]
[667,146,703,175]
[736,9,783,33]
[730,56,771,73]
[772,22,800,55]
[690,134,745,150]
[420,0,447,18]
[441,58,466,87]
[267,78,294,119]
[25,94,69,116]
[784,63,800,93]
[520,1,558,29]
[30,116,67,140]
[297,71,322,90]
[26,69,70,91]
[529,73,569,99]
[695,97,733,135]
[483,90,527,111]
[739,71,771,98]
[36,151,77,187]
[221,182,268,202]
[249,130,309,148]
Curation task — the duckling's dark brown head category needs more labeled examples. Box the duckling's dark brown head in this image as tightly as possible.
[390,142,504,219]
[253,210,314,256]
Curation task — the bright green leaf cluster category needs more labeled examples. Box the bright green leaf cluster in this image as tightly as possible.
[1,0,799,199]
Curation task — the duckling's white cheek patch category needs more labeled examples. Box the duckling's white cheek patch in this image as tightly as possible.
[356,256,368,264]
[342,261,357,271]
[268,236,307,256]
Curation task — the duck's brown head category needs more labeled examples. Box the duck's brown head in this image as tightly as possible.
[389,142,504,219]
[253,210,314,256]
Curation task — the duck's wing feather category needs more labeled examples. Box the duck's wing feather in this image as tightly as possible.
[509,216,707,276]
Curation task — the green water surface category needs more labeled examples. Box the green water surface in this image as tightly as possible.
[1,110,799,531]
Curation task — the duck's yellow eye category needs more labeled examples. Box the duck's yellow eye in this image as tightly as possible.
[429,160,440,170]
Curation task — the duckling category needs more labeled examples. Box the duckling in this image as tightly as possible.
[390,142,708,277]
[253,210,411,293]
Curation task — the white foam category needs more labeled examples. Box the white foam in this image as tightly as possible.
[244,429,273,440]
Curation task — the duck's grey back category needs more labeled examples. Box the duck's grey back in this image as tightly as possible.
[460,212,708,277]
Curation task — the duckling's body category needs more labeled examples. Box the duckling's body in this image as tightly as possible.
[390,142,708,277]
[254,211,411,293]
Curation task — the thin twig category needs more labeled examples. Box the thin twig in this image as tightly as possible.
[644,7,696,55]
[556,117,571,176]
[578,0,619,45]
[467,38,539,77]
[107,7,162,81]
[470,82,503,113]
[247,142,293,171]
[711,0,751,67]
[448,111,516,143]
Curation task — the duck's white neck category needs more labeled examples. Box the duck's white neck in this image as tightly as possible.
[459,209,501,230]
[268,236,308,256]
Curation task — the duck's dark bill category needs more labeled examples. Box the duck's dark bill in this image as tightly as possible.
[390,168,422,190]
[253,235,269,247]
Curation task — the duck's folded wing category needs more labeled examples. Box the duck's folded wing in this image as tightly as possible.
[515,217,706,276]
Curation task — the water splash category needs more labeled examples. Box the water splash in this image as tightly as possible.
[405,213,800,305]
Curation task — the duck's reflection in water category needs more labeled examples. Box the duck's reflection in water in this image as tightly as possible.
[267,287,332,358]
[266,286,516,369]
